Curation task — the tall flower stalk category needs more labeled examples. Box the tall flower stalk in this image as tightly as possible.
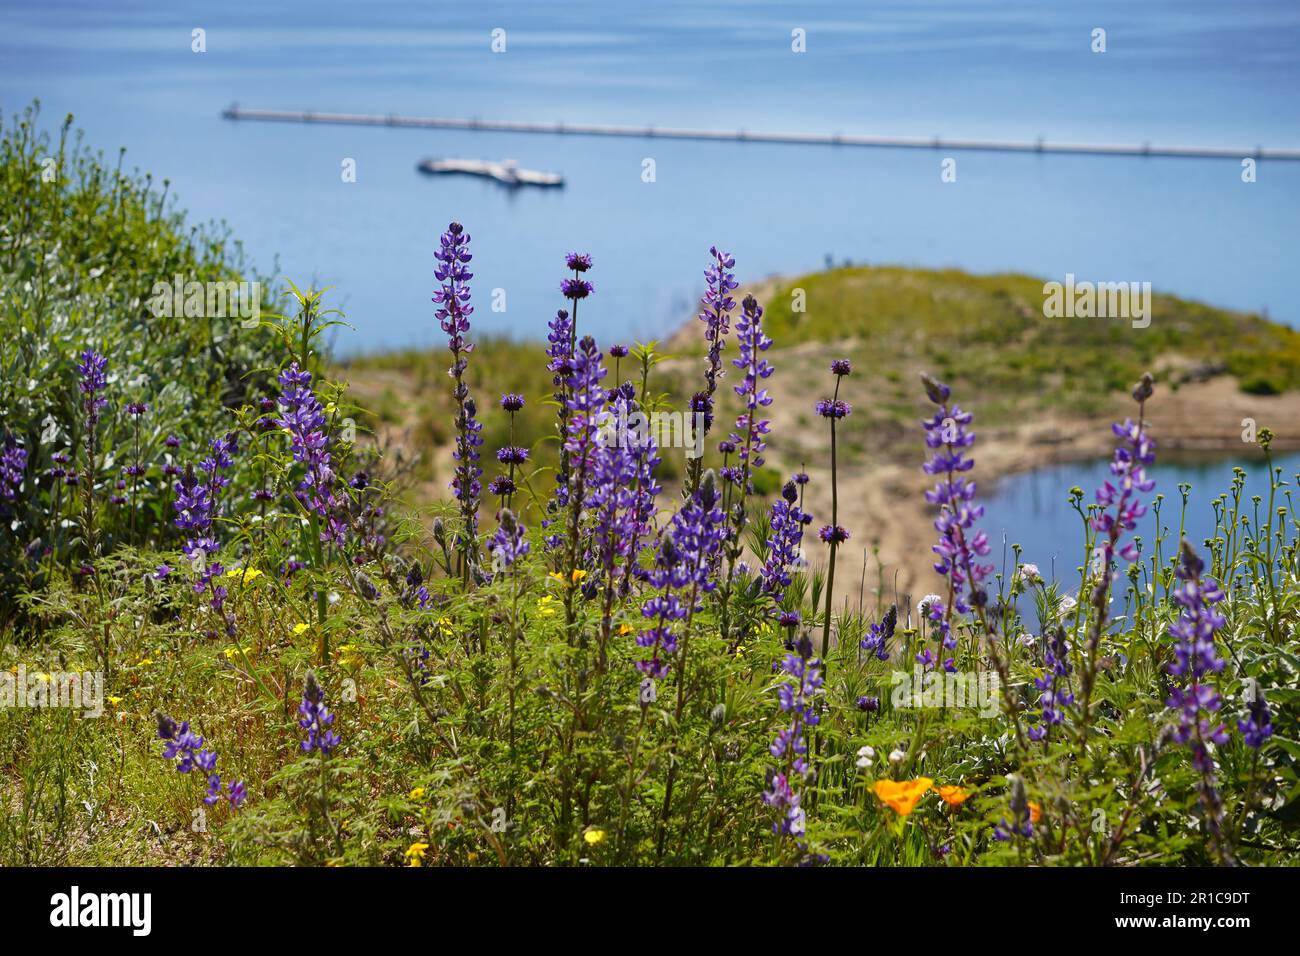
[434,221,481,579]
[717,294,773,644]
[920,373,1025,748]
[816,360,852,659]
[762,635,824,864]
[688,246,737,496]
[1165,539,1232,863]
[1079,373,1155,730]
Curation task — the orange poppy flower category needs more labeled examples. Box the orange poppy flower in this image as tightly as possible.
[873,777,934,816]
[934,784,970,808]
[1029,801,1042,824]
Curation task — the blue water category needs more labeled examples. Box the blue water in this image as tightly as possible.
[979,451,1300,593]
[2,0,1298,353]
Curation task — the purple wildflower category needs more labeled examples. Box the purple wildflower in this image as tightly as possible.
[1163,540,1233,859]
[0,434,27,513]
[694,247,738,436]
[434,222,482,566]
[761,478,811,606]
[561,277,593,301]
[1238,686,1274,749]
[277,363,345,545]
[1028,626,1074,741]
[156,712,244,808]
[299,671,340,756]
[489,508,530,572]
[565,252,593,273]
[859,605,896,661]
[922,373,992,614]
[635,472,726,679]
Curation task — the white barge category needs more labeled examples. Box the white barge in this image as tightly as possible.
[417,158,563,187]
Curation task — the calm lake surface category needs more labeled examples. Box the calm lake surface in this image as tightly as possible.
[2,0,1298,352]
[979,450,1300,596]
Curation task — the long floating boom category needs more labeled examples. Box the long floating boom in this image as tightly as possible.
[221,105,1300,161]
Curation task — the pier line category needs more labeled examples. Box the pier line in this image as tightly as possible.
[221,106,1300,161]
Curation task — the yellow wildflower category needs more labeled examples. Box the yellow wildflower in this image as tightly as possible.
[617,623,634,636]
[873,778,934,817]
[583,828,606,846]
[225,566,263,584]
[292,622,310,636]
[409,787,426,800]
[536,595,557,618]
[336,644,364,671]
[1029,801,1042,824]
[404,842,429,867]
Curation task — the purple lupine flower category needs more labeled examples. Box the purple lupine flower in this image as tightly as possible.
[993,775,1034,842]
[299,671,340,756]
[1165,539,1230,855]
[541,305,577,549]
[1238,685,1274,749]
[1028,626,1074,741]
[0,434,28,513]
[174,434,238,620]
[156,712,244,808]
[859,604,897,661]
[922,373,992,615]
[77,349,109,430]
[762,637,824,861]
[489,508,530,572]
[562,335,609,499]
[635,472,726,679]
[694,247,738,435]
[723,294,773,496]
[761,478,810,605]
[588,377,662,620]
[277,363,345,545]
[434,221,482,562]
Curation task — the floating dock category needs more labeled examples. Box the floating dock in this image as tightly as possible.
[417,157,563,187]
[222,106,1300,161]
